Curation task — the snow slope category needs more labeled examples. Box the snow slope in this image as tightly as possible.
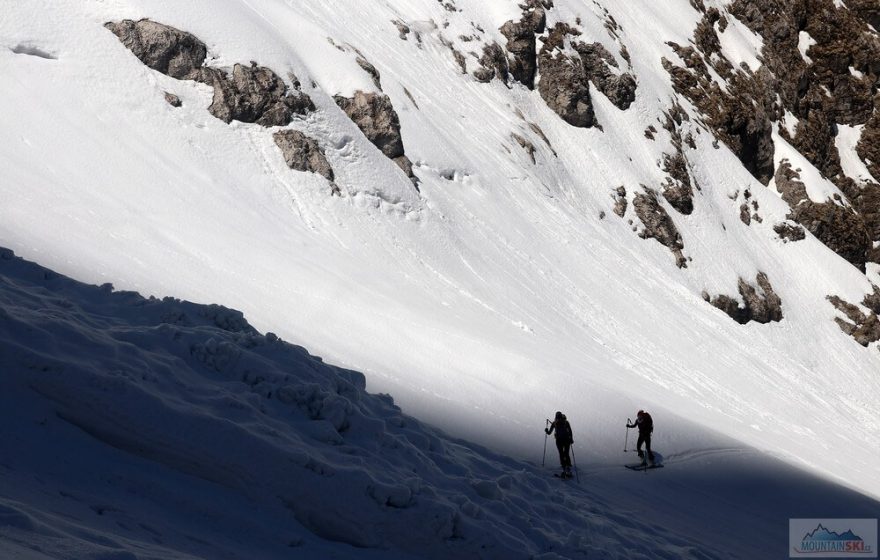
[1,247,878,559]
[1,0,879,508]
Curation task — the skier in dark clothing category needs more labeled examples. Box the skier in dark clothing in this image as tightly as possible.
[545,411,574,478]
[627,410,654,464]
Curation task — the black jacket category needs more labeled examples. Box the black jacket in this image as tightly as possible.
[628,413,653,434]
[547,417,573,444]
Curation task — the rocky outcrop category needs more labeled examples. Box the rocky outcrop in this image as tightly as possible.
[573,42,636,110]
[659,106,695,215]
[473,42,509,84]
[105,19,207,80]
[164,92,182,107]
[773,221,806,242]
[703,273,783,324]
[201,64,314,127]
[273,130,334,182]
[612,186,628,217]
[537,24,595,128]
[334,91,415,181]
[775,160,870,270]
[499,1,547,89]
[536,22,637,127]
[828,289,880,347]
[511,133,536,164]
[633,188,687,268]
[106,20,314,129]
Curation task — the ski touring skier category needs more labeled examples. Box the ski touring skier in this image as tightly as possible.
[545,411,574,478]
[627,410,655,465]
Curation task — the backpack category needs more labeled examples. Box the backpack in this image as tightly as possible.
[641,412,653,434]
[557,418,573,443]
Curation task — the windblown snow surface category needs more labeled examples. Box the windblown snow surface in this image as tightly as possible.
[1,248,877,559]
[1,0,880,557]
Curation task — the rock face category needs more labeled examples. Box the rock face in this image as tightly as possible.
[828,290,880,347]
[704,273,783,324]
[633,188,687,268]
[538,24,595,128]
[201,64,314,127]
[273,130,334,182]
[666,0,880,268]
[105,19,207,80]
[334,91,415,180]
[774,160,870,270]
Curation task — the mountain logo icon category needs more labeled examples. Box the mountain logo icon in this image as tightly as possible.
[793,521,876,556]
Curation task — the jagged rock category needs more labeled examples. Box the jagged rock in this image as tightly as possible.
[105,19,206,80]
[200,64,314,127]
[828,293,880,346]
[356,56,382,90]
[612,186,628,217]
[661,151,693,215]
[499,2,546,89]
[573,42,637,110]
[511,133,536,164]
[773,221,807,242]
[705,273,783,324]
[474,42,509,83]
[273,130,334,182]
[392,20,410,40]
[537,24,595,128]
[633,188,686,267]
[334,91,416,182]
[164,92,182,107]
[775,160,870,270]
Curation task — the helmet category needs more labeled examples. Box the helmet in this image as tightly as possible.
[637,410,645,416]
[555,411,563,419]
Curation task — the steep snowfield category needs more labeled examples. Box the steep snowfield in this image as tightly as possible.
[1,248,877,559]
[1,0,879,511]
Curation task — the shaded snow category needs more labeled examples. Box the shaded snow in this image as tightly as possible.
[2,248,878,559]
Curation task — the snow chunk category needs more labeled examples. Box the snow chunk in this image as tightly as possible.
[717,15,764,72]
[836,124,878,184]
[772,129,848,204]
[798,31,816,63]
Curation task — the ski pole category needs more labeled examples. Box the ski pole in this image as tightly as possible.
[624,419,630,452]
[542,419,549,467]
[571,444,580,484]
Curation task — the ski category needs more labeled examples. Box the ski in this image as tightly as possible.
[624,463,664,470]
